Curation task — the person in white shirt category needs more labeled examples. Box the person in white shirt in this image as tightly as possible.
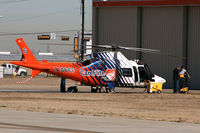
[179,66,190,91]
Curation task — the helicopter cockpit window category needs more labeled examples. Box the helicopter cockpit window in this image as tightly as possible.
[1,64,6,67]
[144,64,154,78]
[12,65,16,69]
[122,68,132,77]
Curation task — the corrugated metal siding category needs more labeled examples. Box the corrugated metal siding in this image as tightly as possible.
[94,0,137,1]
[187,7,200,89]
[97,7,139,59]
[141,7,184,88]
[92,7,98,47]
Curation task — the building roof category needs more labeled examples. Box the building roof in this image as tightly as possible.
[93,0,200,7]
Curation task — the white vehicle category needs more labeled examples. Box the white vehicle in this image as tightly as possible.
[1,63,27,76]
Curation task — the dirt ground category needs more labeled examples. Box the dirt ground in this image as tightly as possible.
[0,76,200,124]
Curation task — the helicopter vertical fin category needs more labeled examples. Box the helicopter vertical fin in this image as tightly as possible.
[16,38,38,64]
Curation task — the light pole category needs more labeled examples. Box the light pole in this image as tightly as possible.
[80,0,85,61]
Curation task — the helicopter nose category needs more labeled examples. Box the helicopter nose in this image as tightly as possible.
[153,75,166,84]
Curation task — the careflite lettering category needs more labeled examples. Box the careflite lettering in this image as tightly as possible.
[80,70,105,76]
[54,66,75,73]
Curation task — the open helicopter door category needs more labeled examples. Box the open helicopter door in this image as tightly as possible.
[132,66,141,87]
[131,64,155,87]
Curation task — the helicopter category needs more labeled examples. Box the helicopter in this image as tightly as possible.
[10,38,166,93]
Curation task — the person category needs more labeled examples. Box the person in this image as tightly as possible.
[173,66,181,93]
[60,77,66,92]
[179,66,190,92]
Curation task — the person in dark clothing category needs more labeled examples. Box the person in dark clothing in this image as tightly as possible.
[173,66,181,93]
[60,77,66,92]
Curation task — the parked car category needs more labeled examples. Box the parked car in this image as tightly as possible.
[1,63,27,76]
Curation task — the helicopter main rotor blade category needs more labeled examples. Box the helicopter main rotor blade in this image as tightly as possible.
[92,45,113,49]
[92,44,160,53]
[118,46,160,53]
[85,44,184,59]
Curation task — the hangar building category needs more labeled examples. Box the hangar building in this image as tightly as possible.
[92,0,200,89]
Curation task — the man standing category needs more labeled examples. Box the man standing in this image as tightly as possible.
[173,66,181,93]
[179,66,190,92]
[60,77,66,92]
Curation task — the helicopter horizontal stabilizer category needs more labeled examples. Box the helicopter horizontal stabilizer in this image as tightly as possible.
[32,69,41,77]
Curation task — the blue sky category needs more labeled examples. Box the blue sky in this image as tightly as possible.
[0,0,92,54]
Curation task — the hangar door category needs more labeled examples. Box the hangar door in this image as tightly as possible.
[97,7,139,59]
[141,7,184,88]
[187,7,200,89]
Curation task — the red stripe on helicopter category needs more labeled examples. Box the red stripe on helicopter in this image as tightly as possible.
[72,63,90,85]
[88,65,101,86]
[90,62,108,86]
[77,64,97,86]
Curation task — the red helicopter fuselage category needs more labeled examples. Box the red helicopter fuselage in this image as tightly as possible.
[11,38,110,87]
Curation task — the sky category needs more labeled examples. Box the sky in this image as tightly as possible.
[0,0,92,54]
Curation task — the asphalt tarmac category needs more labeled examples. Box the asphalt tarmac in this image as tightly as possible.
[0,110,200,133]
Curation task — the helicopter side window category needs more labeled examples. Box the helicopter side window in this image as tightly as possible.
[122,68,132,77]
[81,60,92,66]
[1,64,6,67]
[133,66,138,82]
[138,67,148,82]
[12,65,16,69]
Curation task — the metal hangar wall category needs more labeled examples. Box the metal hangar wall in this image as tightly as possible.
[92,0,200,89]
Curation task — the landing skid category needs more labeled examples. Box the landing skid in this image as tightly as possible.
[67,86,78,93]
[91,86,115,93]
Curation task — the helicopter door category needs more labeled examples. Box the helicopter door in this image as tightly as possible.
[133,67,138,82]
[132,66,139,86]
[138,66,148,86]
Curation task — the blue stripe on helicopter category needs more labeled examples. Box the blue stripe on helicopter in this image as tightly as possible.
[85,65,101,86]
[105,53,133,87]
[74,63,91,85]
[102,52,129,86]
[81,65,98,86]
[89,62,106,85]
[72,63,88,84]
[91,59,108,85]
[116,53,134,87]
[99,53,124,86]
[105,52,131,87]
